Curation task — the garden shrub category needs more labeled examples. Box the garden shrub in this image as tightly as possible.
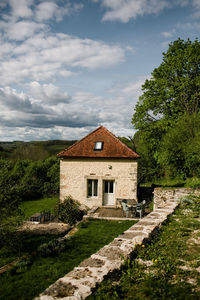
[37,238,69,257]
[56,196,85,226]
[185,177,200,188]
[10,259,33,275]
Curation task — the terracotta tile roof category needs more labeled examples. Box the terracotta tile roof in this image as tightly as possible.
[58,126,140,159]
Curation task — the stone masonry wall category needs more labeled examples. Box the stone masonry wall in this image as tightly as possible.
[153,187,200,210]
[60,158,138,208]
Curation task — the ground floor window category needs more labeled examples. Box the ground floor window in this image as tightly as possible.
[87,179,98,197]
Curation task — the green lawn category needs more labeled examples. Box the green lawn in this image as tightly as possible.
[88,195,200,300]
[0,219,136,300]
[0,234,63,268]
[20,197,59,220]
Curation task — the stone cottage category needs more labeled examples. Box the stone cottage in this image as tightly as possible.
[58,126,140,208]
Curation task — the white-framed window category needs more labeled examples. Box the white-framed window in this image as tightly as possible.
[87,179,98,197]
[94,141,103,151]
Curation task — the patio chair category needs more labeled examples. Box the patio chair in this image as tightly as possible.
[121,200,131,218]
[136,200,146,218]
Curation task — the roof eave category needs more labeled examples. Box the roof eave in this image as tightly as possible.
[58,155,140,159]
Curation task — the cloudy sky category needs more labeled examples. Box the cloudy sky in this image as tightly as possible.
[0,0,199,141]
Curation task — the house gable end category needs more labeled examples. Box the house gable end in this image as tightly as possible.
[58,126,140,159]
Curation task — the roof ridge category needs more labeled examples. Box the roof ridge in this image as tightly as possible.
[57,126,103,157]
[102,126,138,156]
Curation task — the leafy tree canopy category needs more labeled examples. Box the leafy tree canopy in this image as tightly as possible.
[132,38,200,130]
[132,38,200,182]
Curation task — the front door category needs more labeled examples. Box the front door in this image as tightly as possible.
[103,180,115,206]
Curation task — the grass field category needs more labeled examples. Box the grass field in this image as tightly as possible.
[20,197,59,220]
[88,195,200,300]
[0,219,136,300]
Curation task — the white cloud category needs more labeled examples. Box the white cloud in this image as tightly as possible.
[29,81,71,103]
[96,0,170,23]
[0,0,142,141]
[0,86,32,111]
[35,2,61,22]
[0,40,14,59]
[0,1,124,85]
[0,86,101,130]
[8,0,34,19]
[0,32,124,85]
[176,21,200,32]
[93,0,200,23]
[5,20,47,41]
[0,76,146,140]
[6,0,83,22]
[35,1,84,22]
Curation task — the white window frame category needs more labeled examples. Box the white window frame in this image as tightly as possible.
[87,179,98,197]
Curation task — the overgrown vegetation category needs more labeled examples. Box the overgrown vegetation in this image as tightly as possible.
[56,196,86,226]
[0,219,136,300]
[89,195,200,300]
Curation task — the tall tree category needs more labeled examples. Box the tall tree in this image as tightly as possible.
[132,38,200,130]
[132,38,200,181]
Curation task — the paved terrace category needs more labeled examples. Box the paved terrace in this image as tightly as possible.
[35,199,178,300]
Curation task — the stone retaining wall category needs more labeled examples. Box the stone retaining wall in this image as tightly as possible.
[35,199,178,300]
[153,187,200,210]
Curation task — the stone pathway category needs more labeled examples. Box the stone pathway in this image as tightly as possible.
[35,200,178,300]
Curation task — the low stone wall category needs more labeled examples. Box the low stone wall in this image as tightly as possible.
[35,200,178,300]
[153,187,200,210]
[20,222,70,235]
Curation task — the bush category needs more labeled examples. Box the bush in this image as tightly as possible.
[10,259,33,274]
[37,238,69,257]
[56,196,85,226]
[185,177,200,188]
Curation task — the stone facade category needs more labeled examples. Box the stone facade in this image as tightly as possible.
[60,158,138,208]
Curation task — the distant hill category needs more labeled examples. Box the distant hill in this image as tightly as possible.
[0,140,76,160]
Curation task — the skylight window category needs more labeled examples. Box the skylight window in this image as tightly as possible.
[94,141,103,151]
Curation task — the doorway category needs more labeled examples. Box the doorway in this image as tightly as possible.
[103,180,115,206]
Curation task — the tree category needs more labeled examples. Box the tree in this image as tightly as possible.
[132,38,200,182]
[0,160,23,250]
[158,113,200,178]
[132,38,200,131]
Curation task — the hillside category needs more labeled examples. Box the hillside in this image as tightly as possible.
[0,140,76,160]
